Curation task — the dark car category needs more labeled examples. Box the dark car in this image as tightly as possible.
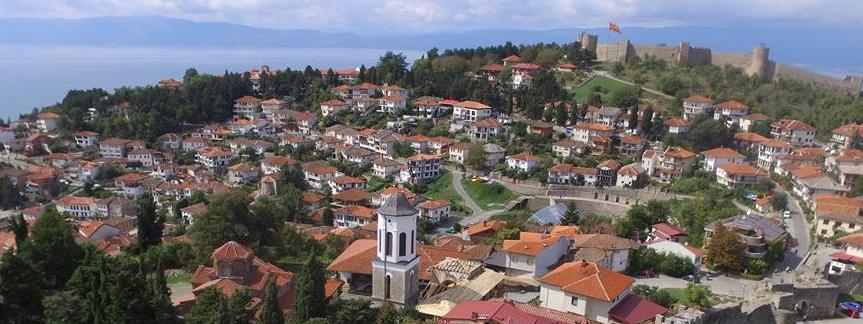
[683,274,700,283]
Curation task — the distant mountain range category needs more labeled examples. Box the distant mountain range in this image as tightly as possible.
[1,16,860,75]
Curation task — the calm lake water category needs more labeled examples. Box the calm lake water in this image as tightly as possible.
[0,45,423,118]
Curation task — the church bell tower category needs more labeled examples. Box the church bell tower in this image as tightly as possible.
[371,192,419,305]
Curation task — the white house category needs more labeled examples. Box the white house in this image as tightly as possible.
[506,152,541,173]
[74,131,100,148]
[572,123,614,144]
[646,240,703,272]
[701,147,746,173]
[486,232,571,278]
[418,199,451,223]
[453,101,493,122]
[321,99,349,117]
[682,95,714,120]
[771,119,816,147]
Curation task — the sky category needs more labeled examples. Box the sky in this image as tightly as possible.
[2,0,862,34]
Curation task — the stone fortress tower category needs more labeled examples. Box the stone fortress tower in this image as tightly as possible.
[371,192,420,305]
[744,44,774,81]
[577,32,598,53]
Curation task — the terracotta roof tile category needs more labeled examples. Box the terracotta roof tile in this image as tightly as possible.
[539,261,635,301]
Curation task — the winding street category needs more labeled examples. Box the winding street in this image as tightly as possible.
[445,168,507,227]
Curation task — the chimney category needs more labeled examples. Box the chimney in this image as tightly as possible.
[483,220,487,226]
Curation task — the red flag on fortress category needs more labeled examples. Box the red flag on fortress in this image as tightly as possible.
[609,22,621,33]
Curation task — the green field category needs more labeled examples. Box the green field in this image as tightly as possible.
[460,179,519,211]
[570,75,631,102]
[424,172,463,204]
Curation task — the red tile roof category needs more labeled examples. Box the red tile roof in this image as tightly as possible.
[455,100,492,110]
[539,261,635,302]
[212,241,253,261]
[608,294,669,324]
[772,118,816,131]
[715,100,749,110]
[701,147,744,159]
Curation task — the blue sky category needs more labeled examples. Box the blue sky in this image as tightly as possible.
[2,0,862,34]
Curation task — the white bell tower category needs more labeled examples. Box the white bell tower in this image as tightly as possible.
[371,192,419,305]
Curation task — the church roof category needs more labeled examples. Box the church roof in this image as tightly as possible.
[377,192,417,217]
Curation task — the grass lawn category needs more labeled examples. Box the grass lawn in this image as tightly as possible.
[425,172,463,204]
[460,179,519,211]
[166,271,192,285]
[364,174,393,192]
[839,293,863,304]
[570,75,631,102]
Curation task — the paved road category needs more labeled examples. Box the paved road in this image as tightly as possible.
[429,169,508,238]
[773,184,811,272]
[635,275,754,299]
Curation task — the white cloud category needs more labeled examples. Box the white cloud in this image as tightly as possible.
[1,0,861,32]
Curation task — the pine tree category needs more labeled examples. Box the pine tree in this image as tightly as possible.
[0,249,44,323]
[294,249,325,321]
[259,276,284,324]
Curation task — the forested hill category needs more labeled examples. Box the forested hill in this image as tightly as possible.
[605,58,863,139]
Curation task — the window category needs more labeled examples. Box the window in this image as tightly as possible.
[411,230,415,254]
[399,233,407,256]
[386,232,393,256]
[571,296,579,305]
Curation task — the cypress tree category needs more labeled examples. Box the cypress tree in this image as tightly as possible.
[150,257,178,323]
[259,276,284,324]
[136,196,164,251]
[294,249,325,321]
[9,213,27,245]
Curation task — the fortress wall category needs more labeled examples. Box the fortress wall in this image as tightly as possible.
[596,40,632,63]
[711,52,752,70]
[774,63,863,95]
[632,44,679,63]
[686,46,712,66]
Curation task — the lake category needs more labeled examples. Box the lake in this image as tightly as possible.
[0,45,424,118]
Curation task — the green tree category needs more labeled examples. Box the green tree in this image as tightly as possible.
[191,190,280,261]
[43,291,86,323]
[322,207,334,227]
[392,141,415,158]
[682,284,712,308]
[0,249,44,323]
[186,288,222,324]
[554,103,568,126]
[465,143,487,171]
[329,299,378,324]
[705,223,744,272]
[685,119,732,152]
[650,289,676,308]
[562,202,581,225]
[771,192,789,211]
[260,277,284,324]
[377,52,409,85]
[136,196,165,252]
[608,86,640,109]
[376,302,399,324]
[9,213,28,245]
[294,249,326,321]
[22,206,84,290]
[0,176,23,209]
[150,258,179,324]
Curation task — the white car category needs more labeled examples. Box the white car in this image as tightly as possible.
[782,210,792,219]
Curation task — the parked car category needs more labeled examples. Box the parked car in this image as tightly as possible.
[683,274,700,283]
[839,302,862,318]
[782,210,792,219]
